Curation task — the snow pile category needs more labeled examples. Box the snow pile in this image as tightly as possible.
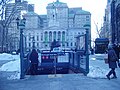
[0,53,19,61]
[0,59,20,72]
[88,66,108,78]
[0,53,20,80]
[0,59,20,80]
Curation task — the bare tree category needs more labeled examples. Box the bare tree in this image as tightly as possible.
[0,0,12,19]
[0,0,21,52]
[93,21,101,38]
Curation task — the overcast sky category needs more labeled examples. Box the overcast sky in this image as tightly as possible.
[27,0,107,40]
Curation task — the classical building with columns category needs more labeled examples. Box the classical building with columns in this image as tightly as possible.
[24,0,91,51]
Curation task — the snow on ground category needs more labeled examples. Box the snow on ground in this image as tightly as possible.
[87,54,109,78]
[87,66,108,78]
[0,53,20,80]
[0,59,20,72]
[0,53,109,80]
[7,71,20,80]
[0,53,19,61]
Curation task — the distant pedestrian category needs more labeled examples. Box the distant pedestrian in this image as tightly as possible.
[91,48,94,55]
[106,45,119,80]
[29,49,39,75]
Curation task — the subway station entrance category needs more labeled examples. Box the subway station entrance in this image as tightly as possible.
[21,29,89,78]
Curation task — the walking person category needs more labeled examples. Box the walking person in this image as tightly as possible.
[29,49,39,75]
[106,45,119,80]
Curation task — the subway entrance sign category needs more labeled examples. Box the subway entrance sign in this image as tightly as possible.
[95,38,109,54]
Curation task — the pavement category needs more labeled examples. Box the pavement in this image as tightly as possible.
[0,55,120,90]
[0,74,120,90]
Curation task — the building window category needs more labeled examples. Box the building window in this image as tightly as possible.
[62,31,65,42]
[37,35,39,41]
[37,43,39,47]
[29,33,31,41]
[49,31,52,42]
[62,44,65,47]
[71,42,73,46]
[53,31,56,40]
[67,42,69,46]
[75,42,76,46]
[86,16,89,18]
[86,19,89,21]
[29,43,31,47]
[62,31,65,46]
[45,44,47,47]
[44,31,48,43]
[29,49,31,51]
[86,16,90,21]
[41,33,43,41]
[58,31,61,41]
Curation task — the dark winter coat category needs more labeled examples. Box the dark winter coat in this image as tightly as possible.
[108,48,118,68]
[29,49,39,64]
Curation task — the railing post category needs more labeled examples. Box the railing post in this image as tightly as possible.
[85,29,89,75]
[84,24,90,75]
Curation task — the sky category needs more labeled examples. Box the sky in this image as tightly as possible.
[27,0,107,40]
[0,53,112,80]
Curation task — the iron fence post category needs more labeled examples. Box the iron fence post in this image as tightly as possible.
[84,24,90,75]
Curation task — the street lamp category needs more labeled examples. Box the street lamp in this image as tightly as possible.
[16,17,26,79]
[32,36,35,49]
[84,24,90,75]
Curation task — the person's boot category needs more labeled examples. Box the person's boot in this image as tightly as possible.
[111,76,117,79]
[106,75,110,80]
[106,70,113,80]
[113,71,117,79]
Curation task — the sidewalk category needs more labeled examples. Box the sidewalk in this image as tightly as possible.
[0,73,120,90]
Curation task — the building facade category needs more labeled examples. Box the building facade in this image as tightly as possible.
[5,0,91,52]
[101,0,112,41]
[101,0,120,45]
[115,0,120,44]
[24,0,91,51]
[110,0,120,44]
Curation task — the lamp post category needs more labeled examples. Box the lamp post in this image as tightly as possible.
[23,35,27,52]
[32,36,35,49]
[16,17,26,79]
[84,24,90,75]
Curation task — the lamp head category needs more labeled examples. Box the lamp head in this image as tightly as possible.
[84,24,90,30]
[16,17,20,24]
[16,17,20,29]
[22,17,26,25]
